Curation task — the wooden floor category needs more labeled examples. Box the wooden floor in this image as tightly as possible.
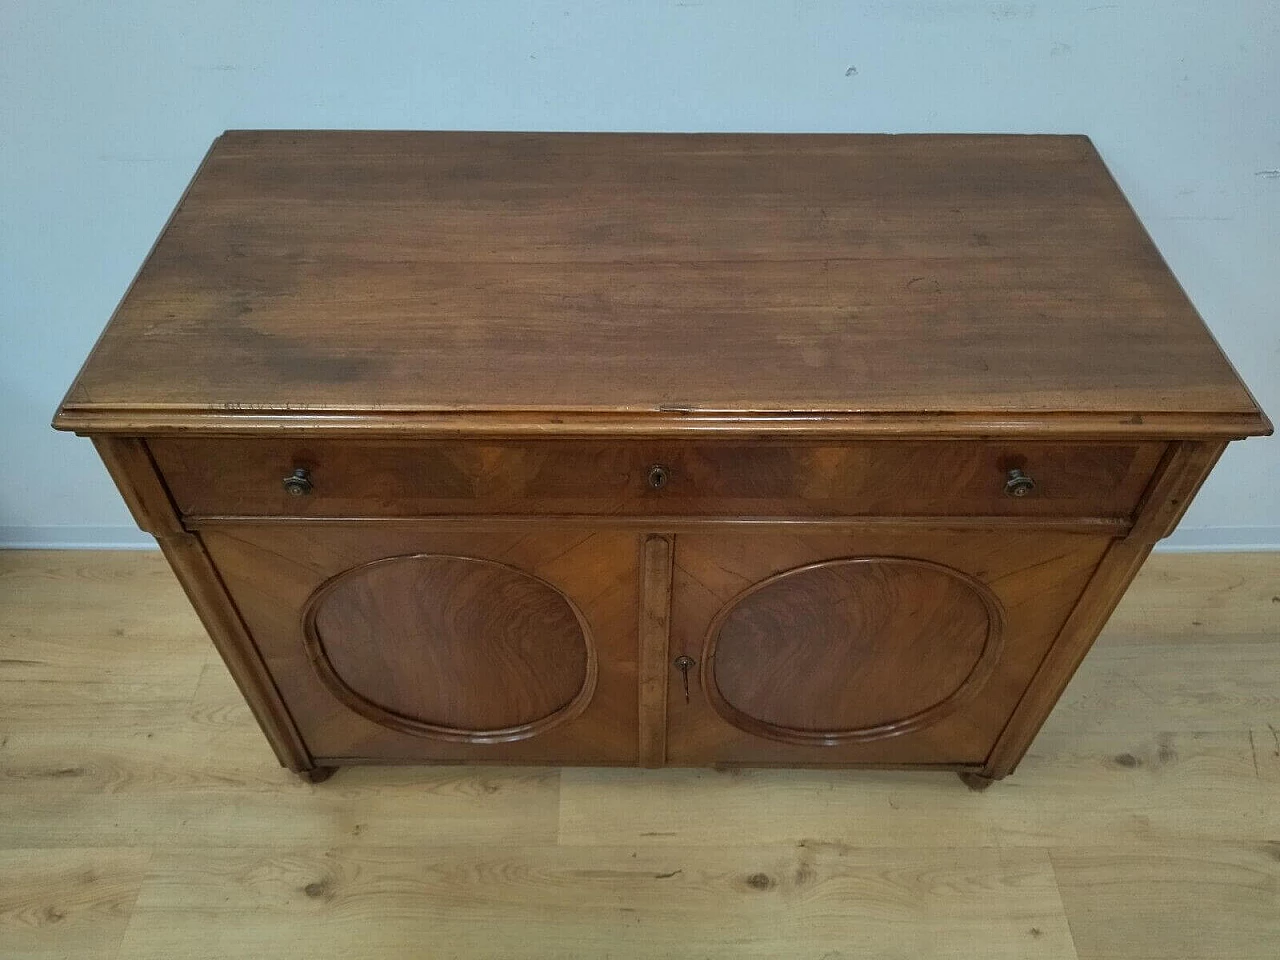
[0,550,1277,959]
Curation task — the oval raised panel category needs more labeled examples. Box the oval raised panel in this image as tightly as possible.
[704,557,1004,745]
[302,555,595,743]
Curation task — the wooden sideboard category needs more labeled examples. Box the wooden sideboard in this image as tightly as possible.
[55,132,1270,787]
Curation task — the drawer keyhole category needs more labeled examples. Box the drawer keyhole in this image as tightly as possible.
[647,464,670,490]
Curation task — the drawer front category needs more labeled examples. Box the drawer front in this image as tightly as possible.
[148,437,1166,520]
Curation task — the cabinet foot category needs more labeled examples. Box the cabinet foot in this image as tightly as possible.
[300,766,337,784]
[958,772,996,792]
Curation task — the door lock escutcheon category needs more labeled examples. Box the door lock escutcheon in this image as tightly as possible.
[674,655,696,703]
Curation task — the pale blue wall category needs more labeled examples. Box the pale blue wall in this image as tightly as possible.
[3,1,1277,548]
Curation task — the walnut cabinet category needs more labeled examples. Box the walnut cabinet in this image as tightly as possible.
[56,132,1269,786]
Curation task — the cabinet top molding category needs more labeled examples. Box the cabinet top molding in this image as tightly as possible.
[55,131,1269,439]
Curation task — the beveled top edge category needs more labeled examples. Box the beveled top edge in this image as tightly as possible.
[52,406,1273,440]
[216,129,1096,142]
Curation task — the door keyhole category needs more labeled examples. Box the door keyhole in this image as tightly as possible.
[674,655,696,703]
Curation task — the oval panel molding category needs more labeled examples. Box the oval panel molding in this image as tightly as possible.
[703,557,1005,746]
[302,554,596,744]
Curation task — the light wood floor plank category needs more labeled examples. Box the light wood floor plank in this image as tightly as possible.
[0,847,151,960]
[1045,642,1280,733]
[1257,720,1280,840]
[1100,552,1280,644]
[1050,843,1280,960]
[117,844,1077,960]
[0,767,562,849]
[557,730,1265,849]
[0,551,207,710]
[0,549,1276,959]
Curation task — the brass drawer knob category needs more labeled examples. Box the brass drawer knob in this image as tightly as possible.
[1004,468,1035,498]
[282,467,314,496]
[647,464,670,490]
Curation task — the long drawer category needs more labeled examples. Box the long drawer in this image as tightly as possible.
[147,437,1167,520]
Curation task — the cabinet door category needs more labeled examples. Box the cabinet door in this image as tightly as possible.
[201,524,640,765]
[666,528,1111,766]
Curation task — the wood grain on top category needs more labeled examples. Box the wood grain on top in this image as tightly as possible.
[54,131,1269,437]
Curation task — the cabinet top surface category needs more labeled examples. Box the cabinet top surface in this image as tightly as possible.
[56,131,1268,438]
